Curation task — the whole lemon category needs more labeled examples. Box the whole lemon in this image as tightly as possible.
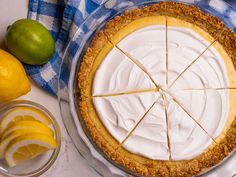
[0,49,31,102]
[5,19,55,65]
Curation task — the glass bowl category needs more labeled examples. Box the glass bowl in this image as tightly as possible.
[58,0,236,176]
[0,100,61,177]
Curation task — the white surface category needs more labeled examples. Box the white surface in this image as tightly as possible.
[0,1,96,177]
[0,0,235,177]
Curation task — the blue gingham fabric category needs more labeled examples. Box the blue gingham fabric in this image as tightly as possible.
[27,0,236,95]
[27,0,102,95]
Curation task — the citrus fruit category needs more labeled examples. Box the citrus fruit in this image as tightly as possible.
[5,19,55,65]
[0,49,30,102]
[5,133,57,167]
[0,106,51,133]
[0,129,54,158]
[1,120,54,139]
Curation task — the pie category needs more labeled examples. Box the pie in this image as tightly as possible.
[78,2,236,177]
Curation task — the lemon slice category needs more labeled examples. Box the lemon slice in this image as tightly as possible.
[0,106,51,133]
[1,120,54,139]
[0,129,54,158]
[5,133,57,167]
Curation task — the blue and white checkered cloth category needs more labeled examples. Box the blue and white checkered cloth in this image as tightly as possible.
[27,0,236,95]
[27,0,102,95]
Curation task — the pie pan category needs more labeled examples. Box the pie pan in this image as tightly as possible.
[58,0,236,176]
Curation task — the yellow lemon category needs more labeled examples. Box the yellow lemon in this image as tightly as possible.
[5,133,57,167]
[0,106,51,133]
[0,49,30,102]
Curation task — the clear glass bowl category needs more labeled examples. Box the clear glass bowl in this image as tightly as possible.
[0,100,61,177]
[58,0,236,176]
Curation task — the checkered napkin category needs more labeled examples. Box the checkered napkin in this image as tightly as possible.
[27,0,102,95]
[26,0,236,95]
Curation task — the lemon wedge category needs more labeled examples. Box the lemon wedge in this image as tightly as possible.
[5,133,57,167]
[1,120,54,139]
[0,129,54,158]
[0,106,51,133]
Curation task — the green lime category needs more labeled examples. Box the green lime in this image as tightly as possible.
[5,19,55,65]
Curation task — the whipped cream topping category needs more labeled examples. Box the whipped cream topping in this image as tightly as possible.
[169,42,230,139]
[165,94,213,160]
[122,94,169,160]
[93,92,159,143]
[167,27,212,85]
[93,47,155,96]
[117,25,166,87]
[92,23,230,161]
[169,89,229,140]
[169,45,230,89]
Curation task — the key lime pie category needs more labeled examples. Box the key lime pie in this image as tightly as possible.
[78,2,236,176]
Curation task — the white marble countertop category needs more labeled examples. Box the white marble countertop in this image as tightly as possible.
[0,1,235,177]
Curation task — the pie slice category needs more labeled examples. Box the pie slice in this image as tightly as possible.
[165,94,214,160]
[169,89,236,141]
[93,47,156,96]
[121,93,169,160]
[167,16,217,85]
[78,30,156,99]
[169,41,236,90]
[112,16,167,87]
[93,92,158,143]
